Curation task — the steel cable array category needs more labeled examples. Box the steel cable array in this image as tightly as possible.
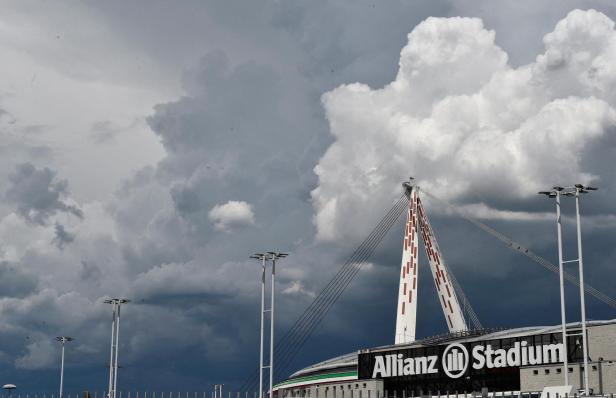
[239,194,409,392]
[240,188,616,393]
[422,190,616,311]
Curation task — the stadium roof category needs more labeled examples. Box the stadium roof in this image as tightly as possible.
[289,319,616,379]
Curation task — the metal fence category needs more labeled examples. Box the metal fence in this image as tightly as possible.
[1,392,614,398]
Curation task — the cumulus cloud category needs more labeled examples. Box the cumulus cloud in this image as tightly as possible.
[208,200,255,231]
[5,163,83,225]
[313,9,616,242]
[2,2,616,391]
[282,280,315,297]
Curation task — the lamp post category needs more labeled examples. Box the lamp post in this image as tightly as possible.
[251,252,288,398]
[213,384,223,398]
[266,252,288,397]
[2,384,16,398]
[540,184,597,394]
[250,253,268,398]
[572,184,597,395]
[56,336,74,398]
[104,298,129,398]
[539,187,569,385]
[106,300,117,398]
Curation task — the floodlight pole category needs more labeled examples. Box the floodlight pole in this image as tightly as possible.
[542,184,597,393]
[574,188,590,395]
[539,187,571,386]
[113,304,122,397]
[107,302,117,398]
[60,339,66,398]
[555,190,569,386]
[267,252,287,398]
[56,337,73,398]
[105,298,129,398]
[260,256,266,398]
[213,385,223,398]
[251,254,268,398]
[252,252,287,398]
[270,256,275,398]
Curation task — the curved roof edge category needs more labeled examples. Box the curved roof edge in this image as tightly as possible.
[288,319,616,379]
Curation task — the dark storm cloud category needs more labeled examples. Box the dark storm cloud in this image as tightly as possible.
[0,261,38,298]
[2,0,616,393]
[71,1,616,390]
[271,0,452,87]
[52,223,75,249]
[5,163,83,225]
[143,49,321,248]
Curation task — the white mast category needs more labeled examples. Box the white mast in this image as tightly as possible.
[394,179,468,344]
[417,198,468,332]
[395,180,420,344]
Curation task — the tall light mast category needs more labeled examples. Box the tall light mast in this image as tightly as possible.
[56,336,74,398]
[104,298,129,398]
[540,184,597,394]
[572,184,597,395]
[251,252,287,398]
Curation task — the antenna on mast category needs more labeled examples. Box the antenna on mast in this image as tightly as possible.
[402,177,415,199]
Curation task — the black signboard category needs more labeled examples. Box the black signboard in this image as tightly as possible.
[357,332,583,394]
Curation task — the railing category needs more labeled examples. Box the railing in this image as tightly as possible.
[277,389,615,398]
[0,392,257,398]
[1,391,612,398]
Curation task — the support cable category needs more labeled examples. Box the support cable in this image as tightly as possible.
[239,195,408,391]
[421,190,616,311]
[273,196,408,379]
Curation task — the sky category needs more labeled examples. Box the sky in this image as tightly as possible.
[1,0,616,394]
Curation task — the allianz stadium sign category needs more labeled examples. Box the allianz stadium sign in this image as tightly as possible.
[365,340,565,380]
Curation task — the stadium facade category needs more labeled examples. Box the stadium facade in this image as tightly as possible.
[274,321,616,396]
[274,182,616,396]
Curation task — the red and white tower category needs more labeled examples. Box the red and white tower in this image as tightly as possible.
[395,180,468,344]
[395,182,420,344]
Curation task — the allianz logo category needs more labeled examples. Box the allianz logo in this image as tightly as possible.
[371,341,564,379]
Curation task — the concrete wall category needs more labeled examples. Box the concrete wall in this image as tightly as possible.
[520,361,616,394]
[284,323,616,396]
[588,323,616,361]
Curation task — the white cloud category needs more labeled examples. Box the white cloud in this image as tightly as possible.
[313,10,616,242]
[208,200,255,231]
[0,3,172,203]
[282,280,315,297]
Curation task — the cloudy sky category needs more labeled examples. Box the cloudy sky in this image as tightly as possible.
[1,0,616,393]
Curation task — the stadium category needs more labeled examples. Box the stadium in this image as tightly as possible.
[273,182,616,396]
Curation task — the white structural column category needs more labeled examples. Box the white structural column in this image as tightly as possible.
[60,340,65,398]
[250,253,268,398]
[417,199,468,333]
[113,304,122,396]
[107,303,117,398]
[395,183,419,344]
[251,251,287,398]
[259,256,266,398]
[269,257,276,397]
[105,298,129,398]
[555,190,570,386]
[540,184,597,393]
[265,252,287,397]
[575,189,590,395]
[56,336,73,398]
